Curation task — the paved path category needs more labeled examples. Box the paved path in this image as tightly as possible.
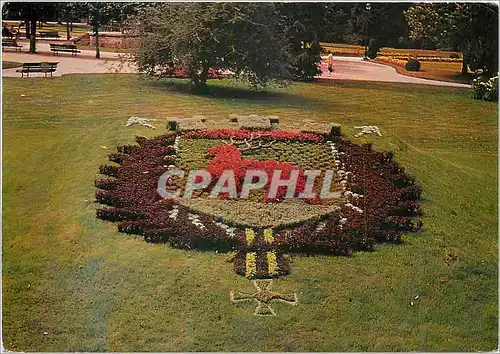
[2,42,469,88]
[317,56,470,88]
[2,41,137,77]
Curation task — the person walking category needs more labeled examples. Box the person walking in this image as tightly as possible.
[327,53,334,76]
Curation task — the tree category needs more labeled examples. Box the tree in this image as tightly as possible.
[320,4,350,44]
[405,3,498,75]
[58,2,87,40]
[2,2,56,52]
[277,3,325,81]
[347,3,410,56]
[129,3,291,91]
[86,2,108,59]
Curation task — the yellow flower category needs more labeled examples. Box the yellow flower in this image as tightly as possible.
[267,252,278,275]
[263,228,274,244]
[245,252,257,278]
[245,228,255,246]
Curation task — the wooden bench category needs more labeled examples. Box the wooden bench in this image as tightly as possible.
[49,43,80,56]
[39,31,60,38]
[2,38,22,51]
[16,62,59,77]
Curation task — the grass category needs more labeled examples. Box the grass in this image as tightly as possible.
[2,75,497,351]
[373,59,473,85]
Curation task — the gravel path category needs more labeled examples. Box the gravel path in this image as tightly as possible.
[318,56,470,88]
[2,41,136,77]
[2,42,470,88]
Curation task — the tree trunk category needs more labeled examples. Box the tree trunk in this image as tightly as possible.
[25,20,30,39]
[29,18,37,53]
[66,21,70,40]
[94,24,100,59]
[461,53,468,75]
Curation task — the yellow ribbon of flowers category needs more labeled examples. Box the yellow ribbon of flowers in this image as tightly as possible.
[266,251,278,275]
[245,228,255,246]
[263,228,274,244]
[245,252,257,278]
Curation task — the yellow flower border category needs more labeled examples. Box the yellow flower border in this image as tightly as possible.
[245,228,255,246]
[266,251,278,275]
[245,252,257,278]
[263,228,274,244]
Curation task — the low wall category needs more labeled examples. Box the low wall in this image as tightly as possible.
[75,32,139,49]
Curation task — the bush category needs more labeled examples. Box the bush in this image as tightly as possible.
[98,164,119,177]
[449,53,460,59]
[405,59,421,71]
[366,39,380,59]
[472,75,498,102]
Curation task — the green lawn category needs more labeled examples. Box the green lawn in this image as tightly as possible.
[2,75,498,351]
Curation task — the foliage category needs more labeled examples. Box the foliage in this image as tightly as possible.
[277,3,325,81]
[405,59,421,72]
[2,2,57,52]
[366,39,380,59]
[472,75,498,102]
[128,3,291,91]
[405,3,498,76]
[347,3,411,49]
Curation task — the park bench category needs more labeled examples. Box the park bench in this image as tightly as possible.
[2,38,22,51]
[39,31,60,38]
[16,62,59,77]
[49,43,80,56]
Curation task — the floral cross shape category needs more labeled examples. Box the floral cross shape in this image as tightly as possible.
[230,279,298,316]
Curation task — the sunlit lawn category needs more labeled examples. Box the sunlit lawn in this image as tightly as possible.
[2,75,497,351]
[374,59,472,84]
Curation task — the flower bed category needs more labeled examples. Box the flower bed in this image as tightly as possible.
[184,129,323,142]
[95,129,421,279]
[378,55,462,62]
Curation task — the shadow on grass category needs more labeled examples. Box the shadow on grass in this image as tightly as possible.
[449,73,473,85]
[315,77,470,95]
[144,77,327,109]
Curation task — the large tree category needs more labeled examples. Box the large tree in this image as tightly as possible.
[347,3,410,55]
[2,2,57,53]
[129,3,291,91]
[278,3,331,81]
[405,3,498,75]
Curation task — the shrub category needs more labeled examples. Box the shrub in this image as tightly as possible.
[99,164,119,177]
[405,59,421,72]
[95,179,118,190]
[117,145,138,155]
[108,152,128,164]
[366,39,380,59]
[472,75,498,102]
